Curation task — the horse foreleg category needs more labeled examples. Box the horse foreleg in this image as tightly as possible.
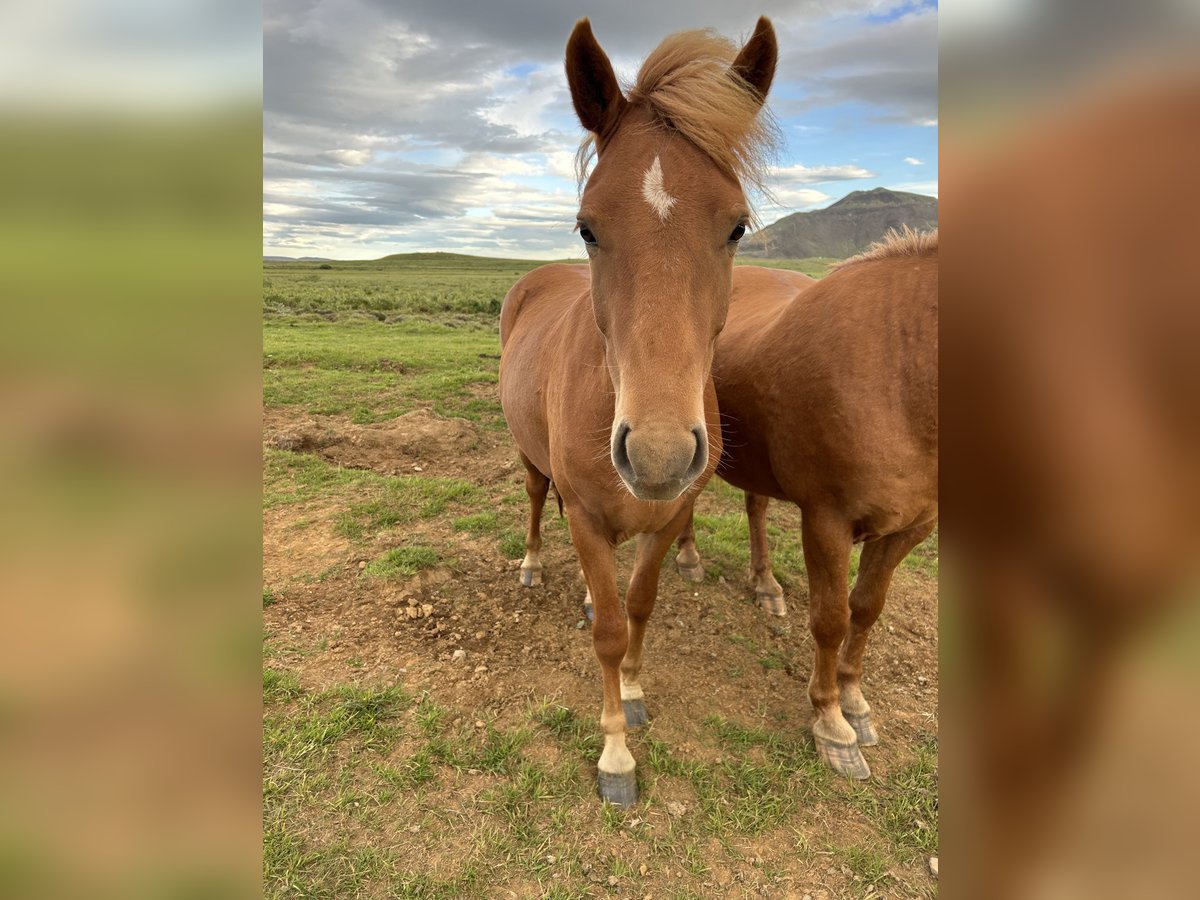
[674,509,705,583]
[838,520,936,746]
[621,522,683,728]
[802,508,868,778]
[568,514,636,806]
[518,452,549,587]
[747,492,786,615]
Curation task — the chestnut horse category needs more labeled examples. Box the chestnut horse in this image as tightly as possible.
[678,229,938,778]
[499,18,778,805]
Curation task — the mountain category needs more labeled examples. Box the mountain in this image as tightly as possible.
[742,188,937,259]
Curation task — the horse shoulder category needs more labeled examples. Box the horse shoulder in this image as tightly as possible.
[500,263,590,347]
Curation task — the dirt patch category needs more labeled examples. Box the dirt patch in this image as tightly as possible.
[264,407,516,484]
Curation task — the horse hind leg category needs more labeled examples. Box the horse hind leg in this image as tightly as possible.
[518,452,550,587]
[802,509,869,778]
[838,520,936,747]
[674,509,706,583]
[747,492,786,615]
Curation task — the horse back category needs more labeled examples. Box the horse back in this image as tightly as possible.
[718,251,938,529]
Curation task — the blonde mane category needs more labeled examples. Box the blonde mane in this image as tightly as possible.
[835,226,939,270]
[576,28,780,195]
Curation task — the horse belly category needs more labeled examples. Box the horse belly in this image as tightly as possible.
[499,347,553,477]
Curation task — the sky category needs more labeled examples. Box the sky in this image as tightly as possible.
[263,0,937,260]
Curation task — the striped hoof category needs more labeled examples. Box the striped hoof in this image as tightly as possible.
[755,590,788,616]
[814,734,871,780]
[519,566,542,587]
[622,698,649,728]
[843,709,878,747]
[597,769,639,807]
[678,561,705,584]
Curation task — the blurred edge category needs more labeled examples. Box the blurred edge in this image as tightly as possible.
[941,1,1200,898]
[0,2,262,899]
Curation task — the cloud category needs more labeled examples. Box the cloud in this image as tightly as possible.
[904,156,923,165]
[891,180,939,198]
[776,6,938,126]
[770,162,876,184]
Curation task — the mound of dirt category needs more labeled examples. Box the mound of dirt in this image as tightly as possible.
[266,408,481,476]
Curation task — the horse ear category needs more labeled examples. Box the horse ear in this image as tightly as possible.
[731,16,778,104]
[565,19,627,140]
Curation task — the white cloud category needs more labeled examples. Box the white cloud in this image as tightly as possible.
[322,149,373,166]
[766,187,831,212]
[904,156,923,166]
[891,181,939,197]
[770,163,876,184]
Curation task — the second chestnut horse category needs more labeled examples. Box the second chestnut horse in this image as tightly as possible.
[678,229,939,778]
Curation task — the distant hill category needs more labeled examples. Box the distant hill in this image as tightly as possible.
[742,188,937,259]
[263,255,332,262]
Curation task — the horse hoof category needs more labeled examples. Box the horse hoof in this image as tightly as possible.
[814,734,871,780]
[622,698,649,728]
[843,710,878,747]
[520,567,542,587]
[597,769,639,807]
[678,562,705,584]
[756,591,788,616]
[583,599,594,623]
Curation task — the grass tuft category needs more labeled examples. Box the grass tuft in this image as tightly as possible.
[363,546,442,578]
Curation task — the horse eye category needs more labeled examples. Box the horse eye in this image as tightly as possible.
[579,226,597,245]
[728,223,747,242]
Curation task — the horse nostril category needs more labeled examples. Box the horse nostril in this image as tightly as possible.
[612,421,633,476]
[688,425,708,476]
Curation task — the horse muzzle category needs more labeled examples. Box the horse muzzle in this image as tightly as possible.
[611,420,708,501]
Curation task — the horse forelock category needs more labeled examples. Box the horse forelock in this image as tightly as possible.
[575,28,779,199]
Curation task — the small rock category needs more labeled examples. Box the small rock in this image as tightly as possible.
[405,607,419,619]
[474,631,485,640]
[467,768,481,775]
[608,876,619,886]
[406,597,418,607]
[576,620,586,629]
[546,855,556,864]
[475,720,485,728]
[666,801,687,817]
[928,856,938,878]
[421,603,434,617]
[474,665,488,673]
[639,863,648,876]
[409,824,420,833]
[413,465,423,472]
[452,649,467,662]
[358,560,367,569]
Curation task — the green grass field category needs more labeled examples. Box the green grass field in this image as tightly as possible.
[263,252,938,899]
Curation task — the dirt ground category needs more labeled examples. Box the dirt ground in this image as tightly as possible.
[263,408,939,898]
